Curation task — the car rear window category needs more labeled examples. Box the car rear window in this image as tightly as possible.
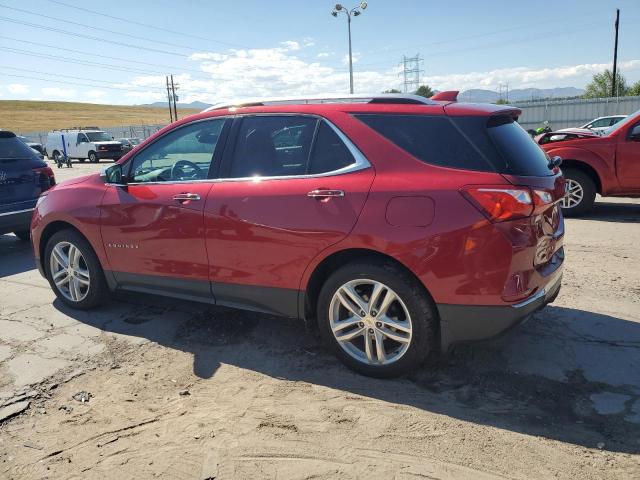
[355,113,553,176]
[0,133,38,160]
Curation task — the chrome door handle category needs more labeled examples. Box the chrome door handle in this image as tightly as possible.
[307,189,345,198]
[173,193,201,201]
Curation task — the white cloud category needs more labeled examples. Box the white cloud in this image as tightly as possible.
[342,52,361,65]
[41,87,76,98]
[280,40,300,51]
[190,52,229,61]
[317,52,332,58]
[86,90,107,98]
[427,60,640,91]
[7,83,29,94]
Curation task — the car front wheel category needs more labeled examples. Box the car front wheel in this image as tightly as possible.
[560,168,596,216]
[45,229,109,309]
[88,151,98,163]
[317,260,437,378]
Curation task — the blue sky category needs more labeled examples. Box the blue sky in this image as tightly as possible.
[0,0,639,104]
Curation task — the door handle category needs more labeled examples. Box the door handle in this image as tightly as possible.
[307,189,345,199]
[173,193,201,202]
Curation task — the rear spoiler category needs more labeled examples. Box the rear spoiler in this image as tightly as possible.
[430,90,459,102]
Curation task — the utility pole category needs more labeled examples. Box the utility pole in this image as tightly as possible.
[400,54,423,93]
[331,3,368,94]
[170,75,178,121]
[166,76,174,122]
[612,8,620,98]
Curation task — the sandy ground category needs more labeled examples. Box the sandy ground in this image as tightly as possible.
[1,161,639,479]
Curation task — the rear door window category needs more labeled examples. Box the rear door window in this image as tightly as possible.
[227,116,356,178]
[0,133,38,160]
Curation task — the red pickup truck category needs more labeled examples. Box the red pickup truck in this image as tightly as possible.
[539,110,640,215]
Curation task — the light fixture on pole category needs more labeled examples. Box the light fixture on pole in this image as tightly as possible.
[331,2,367,94]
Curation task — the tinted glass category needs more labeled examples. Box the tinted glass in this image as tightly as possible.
[356,114,493,172]
[484,116,553,176]
[130,119,224,183]
[308,122,355,174]
[230,116,317,177]
[0,135,38,159]
[86,131,113,142]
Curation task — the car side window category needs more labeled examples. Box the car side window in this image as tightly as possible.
[129,119,225,183]
[592,119,607,128]
[228,116,357,178]
[77,133,88,143]
[229,116,317,178]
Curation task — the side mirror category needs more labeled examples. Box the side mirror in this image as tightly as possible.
[101,164,125,185]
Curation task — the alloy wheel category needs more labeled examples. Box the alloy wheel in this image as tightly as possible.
[562,178,583,209]
[329,279,412,366]
[49,241,91,302]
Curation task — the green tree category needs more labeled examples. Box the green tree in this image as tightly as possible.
[415,85,434,98]
[628,80,640,96]
[383,88,402,93]
[495,98,509,105]
[584,69,628,98]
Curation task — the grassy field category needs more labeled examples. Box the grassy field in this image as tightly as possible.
[0,100,200,133]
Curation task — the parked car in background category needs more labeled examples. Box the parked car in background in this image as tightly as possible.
[18,135,45,156]
[45,128,124,163]
[557,115,627,134]
[116,137,142,154]
[31,93,565,377]
[541,109,640,215]
[1,130,55,241]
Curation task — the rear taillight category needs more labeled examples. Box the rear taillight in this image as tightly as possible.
[461,186,534,222]
[33,166,56,191]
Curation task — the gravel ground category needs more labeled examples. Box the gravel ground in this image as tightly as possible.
[1,161,639,479]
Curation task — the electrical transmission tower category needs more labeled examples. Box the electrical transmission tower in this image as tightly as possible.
[400,54,424,93]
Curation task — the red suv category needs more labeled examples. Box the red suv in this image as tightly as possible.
[31,94,565,377]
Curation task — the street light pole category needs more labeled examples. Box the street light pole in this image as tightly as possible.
[332,2,367,94]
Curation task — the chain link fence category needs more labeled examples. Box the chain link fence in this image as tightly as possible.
[18,124,167,145]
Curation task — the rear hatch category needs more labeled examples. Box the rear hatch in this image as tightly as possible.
[451,112,565,272]
[0,131,54,214]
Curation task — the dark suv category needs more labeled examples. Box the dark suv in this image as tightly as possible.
[1,130,55,240]
[31,94,565,377]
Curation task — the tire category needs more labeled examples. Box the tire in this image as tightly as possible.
[88,151,97,163]
[44,229,109,309]
[317,260,437,378]
[13,230,30,241]
[561,168,596,216]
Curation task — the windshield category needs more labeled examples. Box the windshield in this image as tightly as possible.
[602,110,638,136]
[130,138,141,145]
[86,131,113,142]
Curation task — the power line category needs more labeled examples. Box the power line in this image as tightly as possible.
[0,16,185,57]
[0,36,216,80]
[0,72,166,94]
[47,0,251,50]
[0,4,195,52]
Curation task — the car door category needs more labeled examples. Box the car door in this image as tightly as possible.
[75,133,90,159]
[204,114,375,317]
[100,117,230,300]
[616,120,640,189]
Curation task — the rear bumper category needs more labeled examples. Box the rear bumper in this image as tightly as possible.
[0,208,34,235]
[438,272,562,351]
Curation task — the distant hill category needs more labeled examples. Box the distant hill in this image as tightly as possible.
[458,87,585,103]
[0,100,201,133]
[143,100,212,110]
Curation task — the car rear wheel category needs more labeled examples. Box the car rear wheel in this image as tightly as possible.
[13,230,30,241]
[560,168,596,216]
[45,229,109,309]
[88,151,98,163]
[317,260,437,378]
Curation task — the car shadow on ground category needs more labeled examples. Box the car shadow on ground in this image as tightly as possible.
[55,293,640,455]
[572,200,640,223]
[0,234,36,278]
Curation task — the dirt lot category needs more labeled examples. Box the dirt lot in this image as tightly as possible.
[1,161,639,479]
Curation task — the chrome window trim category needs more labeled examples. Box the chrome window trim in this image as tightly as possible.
[118,115,371,187]
[0,208,34,217]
